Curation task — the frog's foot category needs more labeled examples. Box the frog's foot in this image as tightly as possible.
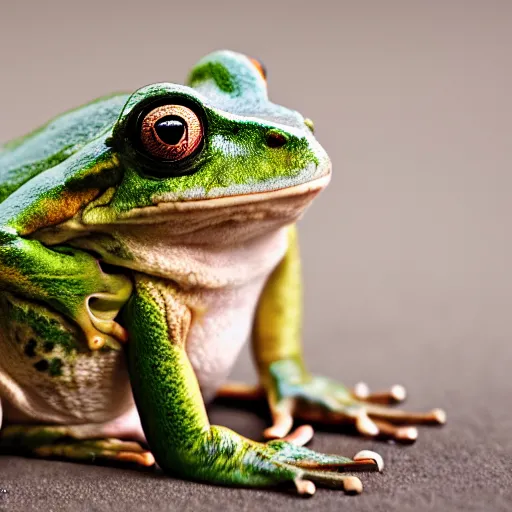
[0,424,154,468]
[178,425,383,496]
[284,382,446,445]
[35,438,155,467]
[217,372,446,444]
[266,437,383,496]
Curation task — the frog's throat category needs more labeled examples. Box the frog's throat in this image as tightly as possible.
[114,174,331,224]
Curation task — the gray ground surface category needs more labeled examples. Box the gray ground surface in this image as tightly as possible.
[1,332,511,512]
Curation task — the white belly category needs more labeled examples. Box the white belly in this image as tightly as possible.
[185,275,268,401]
[123,225,290,400]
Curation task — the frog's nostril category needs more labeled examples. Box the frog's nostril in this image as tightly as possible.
[266,130,288,149]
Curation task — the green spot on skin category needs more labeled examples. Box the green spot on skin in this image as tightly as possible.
[48,358,63,377]
[6,298,81,355]
[188,62,237,94]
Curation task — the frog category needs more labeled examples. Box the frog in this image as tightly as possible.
[0,50,446,497]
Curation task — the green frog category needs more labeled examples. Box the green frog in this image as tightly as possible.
[0,50,445,496]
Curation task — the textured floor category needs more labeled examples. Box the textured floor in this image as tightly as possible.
[1,330,511,512]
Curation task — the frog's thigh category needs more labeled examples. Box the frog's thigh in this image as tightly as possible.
[0,407,154,467]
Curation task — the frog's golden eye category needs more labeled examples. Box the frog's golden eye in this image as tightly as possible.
[140,104,203,161]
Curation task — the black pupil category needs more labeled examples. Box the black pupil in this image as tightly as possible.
[154,117,186,145]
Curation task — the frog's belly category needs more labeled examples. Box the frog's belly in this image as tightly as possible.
[184,275,267,401]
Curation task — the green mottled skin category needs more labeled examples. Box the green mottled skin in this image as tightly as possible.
[0,425,74,450]
[0,95,128,203]
[0,50,444,495]
[6,295,80,354]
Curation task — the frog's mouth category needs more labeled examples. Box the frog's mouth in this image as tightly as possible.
[114,174,331,225]
[33,173,331,248]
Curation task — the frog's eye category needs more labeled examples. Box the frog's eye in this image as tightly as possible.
[140,104,203,161]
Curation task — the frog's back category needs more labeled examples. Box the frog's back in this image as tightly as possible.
[0,94,129,203]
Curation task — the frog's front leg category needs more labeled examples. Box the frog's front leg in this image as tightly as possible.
[0,143,132,350]
[241,225,446,444]
[124,275,382,496]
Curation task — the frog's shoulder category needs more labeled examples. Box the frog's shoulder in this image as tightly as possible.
[0,93,129,203]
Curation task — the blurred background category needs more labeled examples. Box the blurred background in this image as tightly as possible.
[1,1,511,510]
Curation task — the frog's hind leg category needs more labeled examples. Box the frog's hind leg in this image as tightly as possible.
[0,408,155,468]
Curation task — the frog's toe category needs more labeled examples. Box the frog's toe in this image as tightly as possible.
[353,382,407,405]
[281,425,315,446]
[352,402,445,443]
[340,407,414,443]
[353,450,384,471]
[351,384,446,428]
[264,397,296,440]
[372,420,419,443]
[294,474,363,496]
[268,441,382,495]
[364,403,447,426]
[87,438,155,466]
[294,477,317,497]
[353,408,380,437]
[270,439,383,474]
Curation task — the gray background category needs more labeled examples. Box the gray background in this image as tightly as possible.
[0,1,511,511]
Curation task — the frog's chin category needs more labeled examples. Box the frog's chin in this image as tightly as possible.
[116,174,331,224]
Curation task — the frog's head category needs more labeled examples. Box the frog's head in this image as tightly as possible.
[87,51,330,241]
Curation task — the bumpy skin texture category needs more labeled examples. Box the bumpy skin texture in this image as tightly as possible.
[0,50,444,496]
